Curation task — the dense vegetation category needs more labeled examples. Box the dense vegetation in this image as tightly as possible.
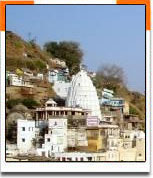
[6,31,83,76]
[44,41,83,75]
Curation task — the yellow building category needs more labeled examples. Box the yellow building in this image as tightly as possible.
[86,125,120,152]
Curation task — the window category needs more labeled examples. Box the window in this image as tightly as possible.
[22,127,25,131]
[67,158,72,161]
[88,157,92,161]
[47,104,52,107]
[62,157,66,161]
[22,138,25,142]
[80,157,84,161]
[29,127,33,131]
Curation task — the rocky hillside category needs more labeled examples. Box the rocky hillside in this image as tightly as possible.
[6,31,56,73]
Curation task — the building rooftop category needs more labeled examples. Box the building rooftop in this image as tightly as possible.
[46,98,57,105]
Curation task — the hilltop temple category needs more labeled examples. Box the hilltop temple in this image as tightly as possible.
[66,69,102,120]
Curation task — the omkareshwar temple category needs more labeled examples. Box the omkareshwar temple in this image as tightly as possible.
[36,69,102,121]
[66,69,102,120]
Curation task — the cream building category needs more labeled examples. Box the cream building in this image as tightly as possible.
[67,128,88,148]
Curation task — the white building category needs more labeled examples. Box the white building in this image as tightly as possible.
[37,73,44,80]
[48,69,58,83]
[37,118,67,157]
[53,81,70,99]
[9,74,23,86]
[102,88,114,99]
[66,70,102,120]
[9,73,34,88]
[17,119,36,153]
[48,69,69,84]
[23,69,33,77]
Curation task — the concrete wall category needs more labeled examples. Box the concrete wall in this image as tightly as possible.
[53,81,70,98]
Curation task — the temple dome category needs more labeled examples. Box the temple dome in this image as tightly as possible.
[66,70,102,120]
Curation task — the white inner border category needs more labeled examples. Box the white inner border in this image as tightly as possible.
[0,0,150,172]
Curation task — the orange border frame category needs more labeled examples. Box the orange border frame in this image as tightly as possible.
[0,0,151,31]
[117,0,150,30]
[0,0,34,31]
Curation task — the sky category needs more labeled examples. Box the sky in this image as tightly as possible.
[6,5,145,93]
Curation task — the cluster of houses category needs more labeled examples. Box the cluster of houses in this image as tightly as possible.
[6,61,71,99]
[6,69,145,161]
[6,68,43,88]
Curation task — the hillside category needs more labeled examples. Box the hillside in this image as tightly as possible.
[6,31,145,120]
[97,82,145,120]
[6,31,53,73]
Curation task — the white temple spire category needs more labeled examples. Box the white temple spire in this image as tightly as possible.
[66,70,102,120]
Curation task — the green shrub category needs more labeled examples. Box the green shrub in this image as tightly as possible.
[34,59,46,71]
[129,105,139,115]
[14,41,22,49]
[22,98,40,109]
[26,60,36,71]
[6,99,22,109]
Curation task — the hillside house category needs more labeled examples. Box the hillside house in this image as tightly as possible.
[48,68,69,84]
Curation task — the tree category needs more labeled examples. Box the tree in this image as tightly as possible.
[44,41,83,75]
[95,64,126,92]
[44,42,59,58]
